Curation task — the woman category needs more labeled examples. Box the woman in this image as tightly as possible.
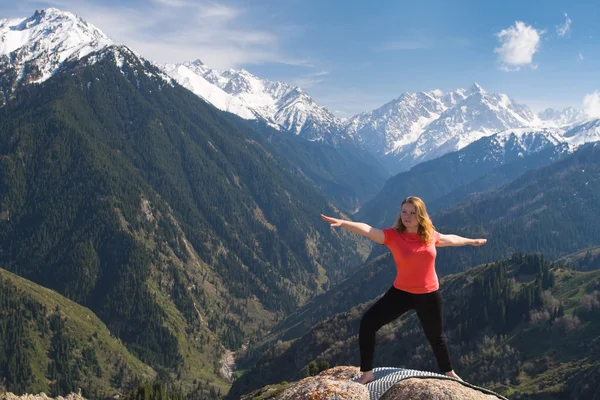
[321,196,487,384]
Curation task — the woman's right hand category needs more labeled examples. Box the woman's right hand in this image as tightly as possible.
[321,214,343,227]
[320,214,385,244]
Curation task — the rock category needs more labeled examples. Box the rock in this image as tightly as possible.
[380,378,501,400]
[275,375,368,400]
[240,366,506,400]
[318,366,361,381]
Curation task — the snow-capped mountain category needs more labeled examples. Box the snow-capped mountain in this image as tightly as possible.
[162,62,258,120]
[537,107,587,127]
[473,127,565,162]
[163,60,345,143]
[563,118,600,147]
[0,8,175,105]
[408,85,536,157]
[344,83,542,172]
[343,90,449,158]
[140,60,585,171]
[3,8,598,176]
[0,8,112,100]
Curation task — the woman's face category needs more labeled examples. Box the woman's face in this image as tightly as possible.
[401,203,419,229]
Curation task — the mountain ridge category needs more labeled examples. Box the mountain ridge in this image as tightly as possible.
[2,8,598,176]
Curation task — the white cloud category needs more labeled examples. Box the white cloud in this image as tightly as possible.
[557,13,572,37]
[494,21,543,71]
[578,52,584,61]
[3,0,307,70]
[583,91,600,119]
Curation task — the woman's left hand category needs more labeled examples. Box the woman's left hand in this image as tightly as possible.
[471,239,487,246]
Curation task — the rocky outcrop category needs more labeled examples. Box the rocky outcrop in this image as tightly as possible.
[240,366,508,400]
[276,376,367,400]
[276,367,366,400]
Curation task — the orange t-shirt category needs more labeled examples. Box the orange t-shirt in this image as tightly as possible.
[383,228,441,294]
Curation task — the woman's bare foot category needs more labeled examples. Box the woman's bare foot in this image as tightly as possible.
[357,370,375,384]
[445,370,463,381]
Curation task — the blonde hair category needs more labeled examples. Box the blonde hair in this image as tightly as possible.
[393,196,435,244]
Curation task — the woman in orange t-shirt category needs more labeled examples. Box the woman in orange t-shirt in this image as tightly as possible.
[321,196,487,385]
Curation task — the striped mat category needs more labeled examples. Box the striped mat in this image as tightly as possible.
[351,367,509,400]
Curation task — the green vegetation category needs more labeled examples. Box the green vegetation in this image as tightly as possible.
[0,268,155,398]
[230,118,389,214]
[121,380,223,400]
[555,246,600,272]
[304,360,330,377]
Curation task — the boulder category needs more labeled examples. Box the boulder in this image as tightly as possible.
[275,375,368,400]
[240,366,507,400]
[380,378,502,400]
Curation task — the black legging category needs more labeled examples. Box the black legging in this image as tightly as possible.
[359,286,453,372]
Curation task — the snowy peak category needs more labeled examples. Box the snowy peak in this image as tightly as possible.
[455,127,567,167]
[162,62,257,120]
[490,128,565,160]
[465,82,486,95]
[0,8,113,65]
[457,90,535,127]
[188,59,205,67]
[537,107,587,127]
[163,60,343,142]
[344,83,540,172]
[440,89,468,108]
[493,127,563,146]
[0,8,112,82]
[0,8,178,107]
[343,90,446,155]
[563,118,600,147]
[404,88,537,165]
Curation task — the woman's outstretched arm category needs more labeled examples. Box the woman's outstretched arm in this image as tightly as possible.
[320,214,385,244]
[437,233,487,247]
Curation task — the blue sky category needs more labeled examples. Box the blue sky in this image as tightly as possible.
[2,0,599,117]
